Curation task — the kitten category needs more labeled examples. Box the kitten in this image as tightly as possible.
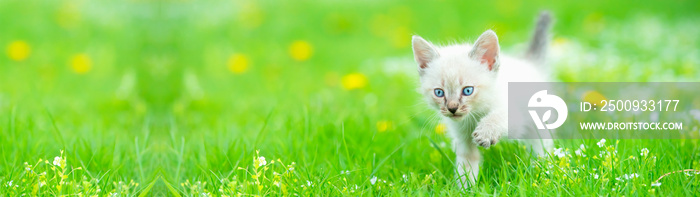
[411,12,554,188]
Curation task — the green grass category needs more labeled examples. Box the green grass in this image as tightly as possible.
[1,0,700,196]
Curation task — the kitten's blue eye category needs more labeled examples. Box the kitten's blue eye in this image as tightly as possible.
[434,88,444,97]
[462,86,474,96]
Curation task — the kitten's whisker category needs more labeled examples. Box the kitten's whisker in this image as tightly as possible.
[420,112,440,135]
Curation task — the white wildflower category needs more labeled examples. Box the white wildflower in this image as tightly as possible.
[594,174,599,179]
[617,173,639,181]
[640,148,649,157]
[691,109,700,122]
[627,173,639,179]
[257,156,267,167]
[553,148,567,158]
[575,144,586,157]
[597,139,606,147]
[370,176,377,185]
[306,180,313,187]
[651,182,661,187]
[53,156,62,167]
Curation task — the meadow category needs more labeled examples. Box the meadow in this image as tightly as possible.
[1,0,699,196]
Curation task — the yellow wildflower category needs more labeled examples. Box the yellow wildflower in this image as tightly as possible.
[553,37,568,47]
[7,40,30,61]
[227,54,249,74]
[70,53,91,74]
[341,73,367,90]
[376,120,392,132]
[582,90,606,105]
[435,123,447,135]
[289,40,312,61]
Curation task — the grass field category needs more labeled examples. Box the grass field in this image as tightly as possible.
[1,0,700,196]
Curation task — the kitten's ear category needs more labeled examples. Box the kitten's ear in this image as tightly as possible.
[412,35,439,73]
[469,30,500,71]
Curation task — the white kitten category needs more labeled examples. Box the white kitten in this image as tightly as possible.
[411,12,554,188]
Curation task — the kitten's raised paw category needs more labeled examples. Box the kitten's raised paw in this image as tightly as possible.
[472,125,501,148]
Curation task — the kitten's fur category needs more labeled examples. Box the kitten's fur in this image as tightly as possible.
[411,12,554,188]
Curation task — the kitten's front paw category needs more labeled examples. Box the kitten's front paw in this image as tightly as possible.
[472,124,501,148]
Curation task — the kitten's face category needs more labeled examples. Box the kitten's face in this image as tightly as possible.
[412,31,500,120]
[419,57,493,119]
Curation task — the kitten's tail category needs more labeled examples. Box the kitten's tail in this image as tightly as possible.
[525,11,553,64]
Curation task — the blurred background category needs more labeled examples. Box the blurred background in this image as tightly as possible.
[1,0,699,195]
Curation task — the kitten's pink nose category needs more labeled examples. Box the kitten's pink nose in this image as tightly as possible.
[447,101,459,114]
